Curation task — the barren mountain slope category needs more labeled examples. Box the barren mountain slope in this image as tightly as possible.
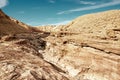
[0,9,30,35]
[10,17,42,32]
[60,10,120,38]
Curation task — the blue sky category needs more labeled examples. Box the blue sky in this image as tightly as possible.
[0,0,120,26]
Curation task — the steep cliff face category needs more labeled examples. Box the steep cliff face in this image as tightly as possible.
[0,9,30,35]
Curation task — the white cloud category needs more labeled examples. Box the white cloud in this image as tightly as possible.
[80,1,96,5]
[0,0,8,8]
[49,0,55,3]
[57,0,120,14]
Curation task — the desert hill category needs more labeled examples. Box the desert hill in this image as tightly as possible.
[59,10,120,38]
[0,9,30,36]
[10,17,42,32]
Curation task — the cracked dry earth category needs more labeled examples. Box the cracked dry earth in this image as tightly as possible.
[0,32,120,80]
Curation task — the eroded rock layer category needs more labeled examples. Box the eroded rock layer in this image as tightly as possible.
[0,33,69,80]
